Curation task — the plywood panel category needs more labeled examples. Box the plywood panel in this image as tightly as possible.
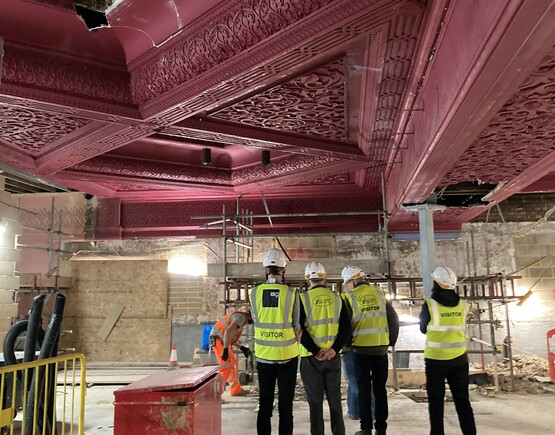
[60,260,171,362]
[62,260,168,318]
[63,317,171,362]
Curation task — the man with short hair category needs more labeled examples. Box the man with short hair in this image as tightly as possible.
[249,248,301,435]
[210,310,253,396]
[299,261,351,435]
[419,266,476,435]
[342,266,399,435]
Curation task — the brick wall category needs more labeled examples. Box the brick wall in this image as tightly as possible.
[472,193,555,223]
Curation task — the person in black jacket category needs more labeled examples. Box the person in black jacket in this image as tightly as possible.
[419,266,476,435]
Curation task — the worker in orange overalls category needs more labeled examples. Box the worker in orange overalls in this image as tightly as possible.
[210,310,253,396]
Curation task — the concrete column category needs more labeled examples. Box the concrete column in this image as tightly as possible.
[403,204,445,298]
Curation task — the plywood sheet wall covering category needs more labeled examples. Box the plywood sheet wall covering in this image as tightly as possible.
[60,260,171,361]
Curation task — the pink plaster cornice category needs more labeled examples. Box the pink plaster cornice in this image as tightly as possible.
[62,155,232,186]
[129,0,337,105]
[1,41,134,109]
[232,154,368,192]
[139,0,400,120]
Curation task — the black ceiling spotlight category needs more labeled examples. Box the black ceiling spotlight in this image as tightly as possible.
[202,147,212,166]
[262,150,271,166]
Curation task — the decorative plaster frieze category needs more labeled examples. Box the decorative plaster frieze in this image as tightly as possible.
[212,58,346,140]
[0,104,89,153]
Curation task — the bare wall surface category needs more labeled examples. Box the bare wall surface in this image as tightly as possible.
[60,259,171,361]
[55,220,555,361]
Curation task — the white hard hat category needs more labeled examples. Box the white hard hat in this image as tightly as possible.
[341,266,365,284]
[304,261,326,280]
[431,266,457,289]
[263,249,287,268]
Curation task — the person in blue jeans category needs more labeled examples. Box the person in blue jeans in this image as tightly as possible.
[342,349,359,419]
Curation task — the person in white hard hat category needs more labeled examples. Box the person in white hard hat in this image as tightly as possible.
[419,266,476,435]
[299,261,351,435]
[341,266,399,435]
[248,248,301,435]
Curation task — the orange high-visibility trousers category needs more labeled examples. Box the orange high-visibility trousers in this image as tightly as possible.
[213,339,244,395]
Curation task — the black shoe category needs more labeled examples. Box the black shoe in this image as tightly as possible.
[354,430,372,435]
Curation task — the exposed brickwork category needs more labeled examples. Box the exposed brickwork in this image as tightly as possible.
[471,193,555,223]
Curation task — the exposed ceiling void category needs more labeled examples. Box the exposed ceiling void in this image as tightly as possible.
[74,0,112,30]
[431,181,497,208]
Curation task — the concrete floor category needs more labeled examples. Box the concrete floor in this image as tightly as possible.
[83,382,555,434]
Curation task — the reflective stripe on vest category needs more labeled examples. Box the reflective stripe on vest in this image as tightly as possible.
[346,284,389,347]
[210,313,243,343]
[424,298,468,360]
[299,287,341,357]
[249,283,299,361]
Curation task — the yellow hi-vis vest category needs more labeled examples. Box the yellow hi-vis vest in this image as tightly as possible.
[424,298,468,360]
[345,284,389,347]
[249,283,299,361]
[299,287,341,357]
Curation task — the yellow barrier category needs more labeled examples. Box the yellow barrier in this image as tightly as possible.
[0,353,86,435]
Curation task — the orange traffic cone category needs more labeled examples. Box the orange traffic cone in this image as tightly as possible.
[192,342,202,367]
[168,344,178,370]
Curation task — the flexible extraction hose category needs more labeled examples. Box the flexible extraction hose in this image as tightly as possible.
[24,293,66,435]
[24,295,46,363]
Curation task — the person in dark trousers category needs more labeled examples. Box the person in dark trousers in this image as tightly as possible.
[419,266,477,435]
[249,248,301,435]
[299,261,351,435]
[341,266,399,435]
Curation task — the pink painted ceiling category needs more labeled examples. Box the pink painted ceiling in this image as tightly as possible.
[1,0,555,239]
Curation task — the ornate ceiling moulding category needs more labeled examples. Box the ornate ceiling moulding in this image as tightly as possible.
[35,123,157,174]
[119,194,382,232]
[139,0,401,120]
[211,58,347,141]
[61,155,232,187]
[130,0,337,106]
[0,103,90,154]
[441,48,555,187]
[0,41,134,113]
[232,153,369,192]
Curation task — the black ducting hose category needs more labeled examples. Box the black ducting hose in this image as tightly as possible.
[3,321,29,367]
[25,293,67,435]
[24,295,46,363]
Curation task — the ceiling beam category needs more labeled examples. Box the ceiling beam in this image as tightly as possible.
[386,0,555,224]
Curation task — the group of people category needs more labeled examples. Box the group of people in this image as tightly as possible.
[209,248,477,435]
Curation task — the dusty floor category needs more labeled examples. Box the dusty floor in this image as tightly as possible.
[84,382,555,434]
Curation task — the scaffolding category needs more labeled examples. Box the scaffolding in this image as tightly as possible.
[195,202,523,391]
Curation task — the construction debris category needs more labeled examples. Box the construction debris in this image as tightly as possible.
[483,355,553,394]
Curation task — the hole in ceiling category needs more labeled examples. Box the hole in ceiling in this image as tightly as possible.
[429,180,497,207]
[74,0,112,31]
